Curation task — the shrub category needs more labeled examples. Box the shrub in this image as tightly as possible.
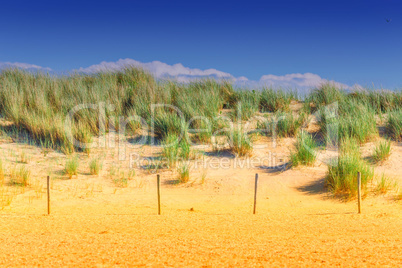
[372,140,391,164]
[290,131,317,167]
[65,156,79,179]
[386,109,402,141]
[226,127,253,157]
[89,158,102,175]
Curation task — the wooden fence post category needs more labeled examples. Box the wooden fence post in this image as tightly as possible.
[157,174,161,215]
[357,172,361,214]
[253,173,258,214]
[47,176,50,215]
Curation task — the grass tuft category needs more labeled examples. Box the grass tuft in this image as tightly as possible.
[374,175,395,195]
[10,165,31,186]
[386,109,402,141]
[259,88,294,112]
[177,163,190,183]
[226,127,253,157]
[89,158,103,175]
[290,131,317,167]
[0,159,4,185]
[372,140,391,164]
[161,133,180,168]
[326,138,374,199]
[65,156,79,179]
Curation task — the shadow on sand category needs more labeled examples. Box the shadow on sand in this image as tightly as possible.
[256,162,291,174]
[296,177,327,196]
[203,149,235,159]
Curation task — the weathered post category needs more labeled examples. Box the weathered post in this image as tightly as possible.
[157,174,161,215]
[47,176,50,215]
[357,172,361,214]
[253,173,258,214]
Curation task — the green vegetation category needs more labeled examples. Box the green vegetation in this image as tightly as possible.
[161,133,181,167]
[259,88,294,112]
[272,111,304,138]
[0,68,233,153]
[65,156,79,179]
[0,159,4,185]
[20,151,29,164]
[89,158,103,175]
[10,165,31,186]
[386,109,402,141]
[112,170,135,188]
[304,83,346,113]
[326,138,374,199]
[1,68,401,197]
[350,90,402,113]
[231,90,260,120]
[161,133,195,168]
[177,162,190,183]
[318,98,378,146]
[226,127,253,157]
[290,131,317,167]
[372,140,391,164]
[374,175,395,195]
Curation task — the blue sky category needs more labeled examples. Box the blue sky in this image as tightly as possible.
[0,0,401,89]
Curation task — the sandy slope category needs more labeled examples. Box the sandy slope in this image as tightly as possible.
[0,135,401,267]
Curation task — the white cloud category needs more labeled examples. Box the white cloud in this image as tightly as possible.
[256,73,350,90]
[77,58,234,81]
[77,58,354,91]
[0,62,52,71]
[1,58,354,92]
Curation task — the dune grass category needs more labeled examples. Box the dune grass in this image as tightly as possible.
[89,158,103,175]
[350,90,402,113]
[177,162,190,183]
[372,140,392,164]
[386,109,402,141]
[226,127,253,157]
[0,159,5,185]
[0,68,231,153]
[259,88,295,113]
[65,156,79,179]
[290,131,317,167]
[161,133,180,168]
[304,83,346,113]
[231,90,260,120]
[326,138,374,198]
[0,69,397,159]
[318,98,378,146]
[272,111,305,138]
[10,165,31,187]
[374,175,396,195]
